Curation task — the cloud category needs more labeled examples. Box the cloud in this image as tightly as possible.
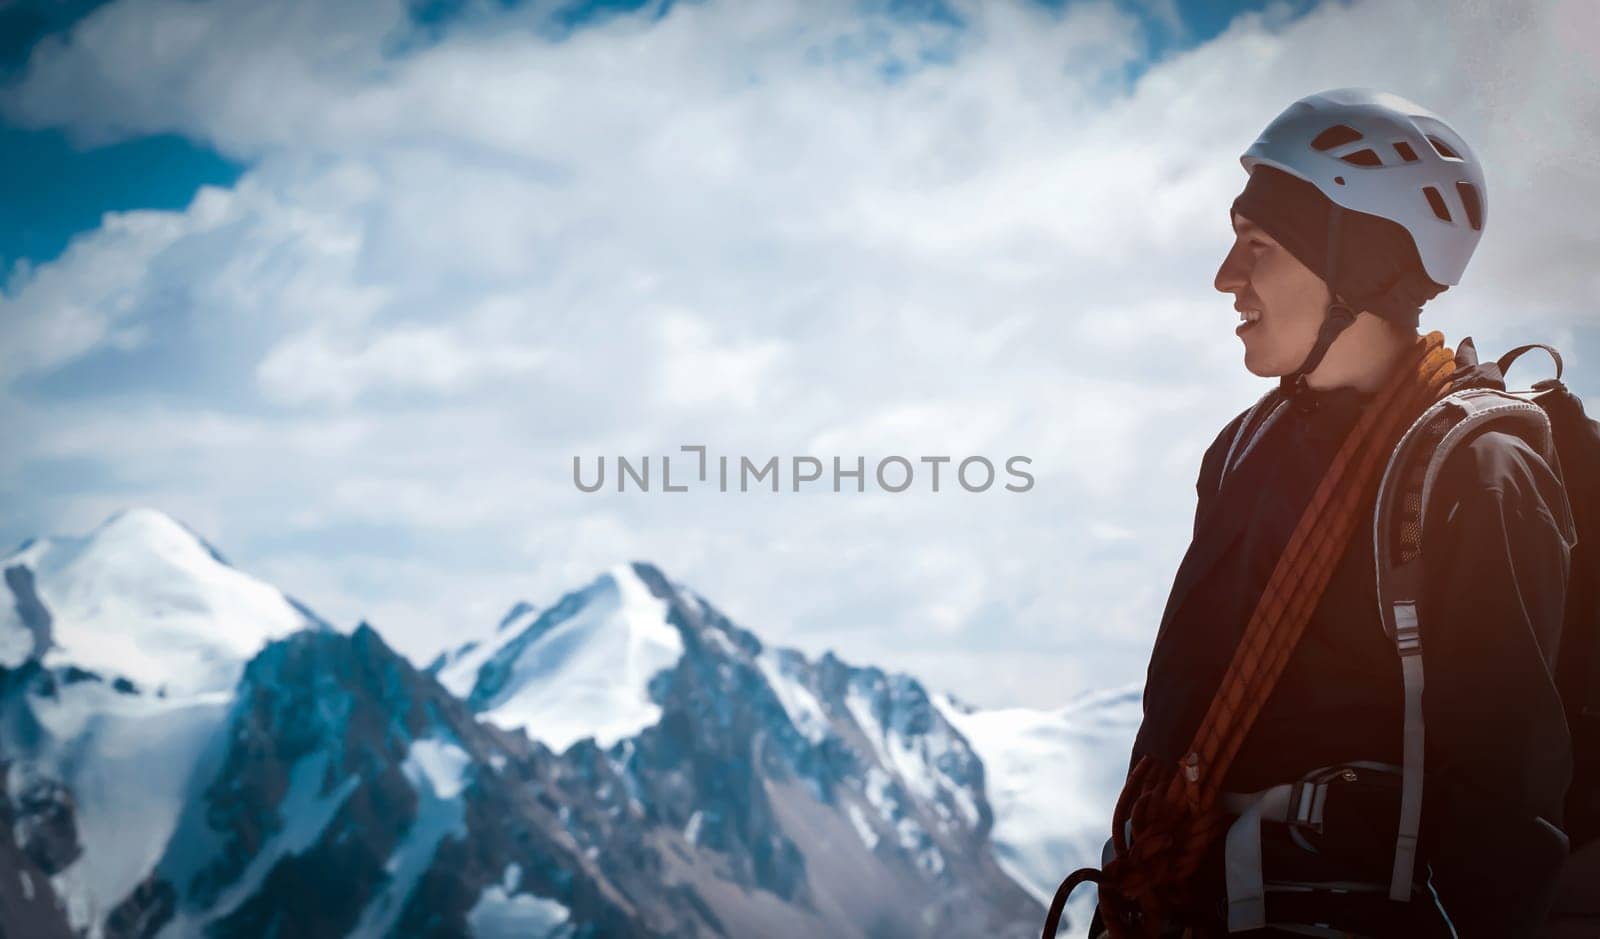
[654,310,789,410]
[0,205,190,382]
[1,0,1596,707]
[258,323,546,406]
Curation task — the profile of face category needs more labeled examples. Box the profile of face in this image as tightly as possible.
[1213,211,1331,377]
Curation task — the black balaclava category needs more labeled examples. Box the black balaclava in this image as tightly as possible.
[1230,165,1448,396]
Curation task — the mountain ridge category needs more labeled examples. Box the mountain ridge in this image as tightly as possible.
[0,508,1130,938]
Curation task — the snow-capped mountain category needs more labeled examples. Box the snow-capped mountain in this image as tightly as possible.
[0,509,327,933]
[0,510,1135,938]
[434,567,683,752]
[0,508,319,696]
[433,562,1139,934]
[937,685,1142,937]
[103,625,691,938]
[436,561,1041,935]
[0,664,233,935]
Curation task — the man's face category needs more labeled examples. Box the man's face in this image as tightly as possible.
[1213,210,1329,377]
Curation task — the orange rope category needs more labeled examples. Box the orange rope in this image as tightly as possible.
[1094,333,1458,938]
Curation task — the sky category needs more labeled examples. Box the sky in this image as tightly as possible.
[1,0,1596,709]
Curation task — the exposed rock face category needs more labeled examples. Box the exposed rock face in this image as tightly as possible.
[0,755,77,939]
[2,565,52,662]
[13,775,81,876]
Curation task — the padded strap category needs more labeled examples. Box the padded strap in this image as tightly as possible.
[1393,602,1426,901]
[1372,387,1569,910]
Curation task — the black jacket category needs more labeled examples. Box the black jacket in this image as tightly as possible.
[1127,365,1575,937]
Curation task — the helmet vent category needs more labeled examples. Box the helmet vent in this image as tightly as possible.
[1426,135,1461,160]
[1455,181,1483,230]
[1311,124,1363,150]
[1422,186,1452,222]
[1392,141,1420,163]
[1339,148,1384,167]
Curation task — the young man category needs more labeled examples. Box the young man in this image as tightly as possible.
[1090,90,1575,937]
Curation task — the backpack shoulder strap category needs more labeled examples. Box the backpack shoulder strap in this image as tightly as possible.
[1371,387,1562,901]
[1373,388,1559,630]
[1430,389,1561,506]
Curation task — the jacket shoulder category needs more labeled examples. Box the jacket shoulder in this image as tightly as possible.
[1440,426,1560,490]
[1426,426,1569,529]
[1197,392,1277,493]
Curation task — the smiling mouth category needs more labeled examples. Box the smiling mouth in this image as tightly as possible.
[1236,309,1262,336]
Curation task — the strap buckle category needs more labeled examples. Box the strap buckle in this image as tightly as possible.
[1287,779,1328,834]
[1393,600,1421,656]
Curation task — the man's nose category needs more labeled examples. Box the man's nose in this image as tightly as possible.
[1214,242,1248,296]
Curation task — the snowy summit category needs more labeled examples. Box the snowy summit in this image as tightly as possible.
[0,508,318,696]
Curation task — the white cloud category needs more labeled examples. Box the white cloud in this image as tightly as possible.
[1,0,1596,707]
[258,323,546,406]
[654,310,788,410]
[1,207,188,382]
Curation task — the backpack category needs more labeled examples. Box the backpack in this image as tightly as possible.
[1373,339,1600,918]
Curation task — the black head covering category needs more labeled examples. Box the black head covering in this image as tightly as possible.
[1230,165,1447,329]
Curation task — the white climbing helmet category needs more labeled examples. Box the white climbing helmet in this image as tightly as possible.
[1240,88,1486,286]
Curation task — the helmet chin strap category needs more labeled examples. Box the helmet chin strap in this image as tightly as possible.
[1280,204,1356,398]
